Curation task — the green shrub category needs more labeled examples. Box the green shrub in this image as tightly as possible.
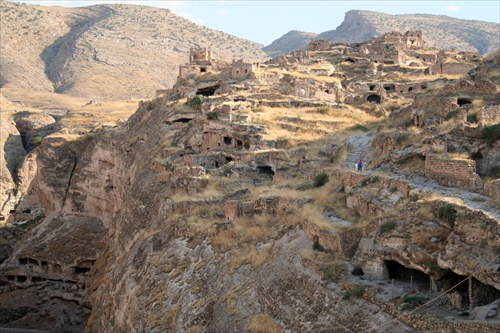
[206,112,218,120]
[445,109,460,120]
[189,94,203,107]
[481,123,500,140]
[32,136,42,146]
[466,112,478,123]
[296,183,312,191]
[380,221,397,233]
[343,285,366,300]
[350,124,369,132]
[410,194,419,202]
[322,263,344,283]
[313,173,328,188]
[312,237,324,251]
[438,204,456,227]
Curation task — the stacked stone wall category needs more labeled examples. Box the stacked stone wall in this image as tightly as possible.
[253,197,303,215]
[427,62,474,75]
[477,105,500,125]
[301,221,361,259]
[483,179,500,198]
[364,291,499,333]
[425,156,482,191]
[225,200,254,221]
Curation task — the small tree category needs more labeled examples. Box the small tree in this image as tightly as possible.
[189,95,203,108]
[313,173,328,188]
[206,112,218,120]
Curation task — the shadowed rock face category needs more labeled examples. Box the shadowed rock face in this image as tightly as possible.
[1,30,499,333]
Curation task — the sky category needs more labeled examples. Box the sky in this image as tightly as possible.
[17,1,500,46]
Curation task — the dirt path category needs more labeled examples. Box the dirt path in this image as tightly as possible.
[344,133,500,221]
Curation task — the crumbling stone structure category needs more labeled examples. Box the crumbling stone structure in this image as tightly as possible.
[225,200,254,221]
[425,156,483,191]
[200,131,250,151]
[427,62,475,75]
[189,47,212,65]
[477,105,500,125]
[307,40,330,51]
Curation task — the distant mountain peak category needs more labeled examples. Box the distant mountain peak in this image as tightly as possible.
[265,10,499,57]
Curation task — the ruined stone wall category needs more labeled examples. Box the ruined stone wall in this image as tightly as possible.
[301,221,362,259]
[427,62,474,75]
[306,40,329,51]
[253,197,303,215]
[365,292,499,333]
[483,179,500,198]
[477,105,500,125]
[200,132,247,151]
[179,65,209,79]
[425,156,482,191]
[225,200,254,221]
[230,61,254,79]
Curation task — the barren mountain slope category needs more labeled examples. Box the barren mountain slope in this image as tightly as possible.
[262,30,318,58]
[266,10,499,57]
[0,1,269,100]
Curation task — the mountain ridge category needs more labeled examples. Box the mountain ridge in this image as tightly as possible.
[0,1,269,100]
[266,10,500,57]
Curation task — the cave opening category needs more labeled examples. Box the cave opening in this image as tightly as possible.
[385,260,430,289]
[352,266,364,276]
[172,118,192,124]
[457,98,472,107]
[224,137,232,145]
[367,94,381,104]
[17,276,27,283]
[225,157,233,163]
[32,276,45,283]
[258,166,275,176]
[196,85,219,97]
[384,85,395,92]
[75,267,91,274]
[19,258,28,265]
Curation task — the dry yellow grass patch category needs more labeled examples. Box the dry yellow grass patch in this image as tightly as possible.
[251,104,376,144]
[246,314,283,333]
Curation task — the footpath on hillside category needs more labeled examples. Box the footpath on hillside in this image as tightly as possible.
[343,133,500,221]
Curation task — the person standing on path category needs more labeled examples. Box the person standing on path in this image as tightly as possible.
[358,160,363,173]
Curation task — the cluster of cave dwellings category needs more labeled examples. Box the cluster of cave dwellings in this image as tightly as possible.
[376,260,500,309]
[4,257,95,287]
[201,132,250,151]
[363,82,428,104]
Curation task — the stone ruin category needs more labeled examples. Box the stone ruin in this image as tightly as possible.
[307,39,330,51]
[425,155,483,191]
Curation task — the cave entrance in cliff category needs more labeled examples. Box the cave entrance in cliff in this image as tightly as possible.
[457,98,472,107]
[258,166,275,177]
[172,118,192,124]
[196,85,219,97]
[367,94,381,104]
[385,260,430,290]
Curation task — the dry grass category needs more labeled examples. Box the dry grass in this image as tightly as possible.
[246,314,283,333]
[250,104,377,145]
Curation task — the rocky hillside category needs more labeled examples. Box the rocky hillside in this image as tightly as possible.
[266,10,499,57]
[0,1,268,100]
[1,30,499,332]
[262,30,318,58]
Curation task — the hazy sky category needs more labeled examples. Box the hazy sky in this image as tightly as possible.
[17,1,500,45]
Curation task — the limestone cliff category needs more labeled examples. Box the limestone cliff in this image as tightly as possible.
[1,32,499,333]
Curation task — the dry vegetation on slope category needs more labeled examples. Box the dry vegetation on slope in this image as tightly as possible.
[0,1,268,100]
